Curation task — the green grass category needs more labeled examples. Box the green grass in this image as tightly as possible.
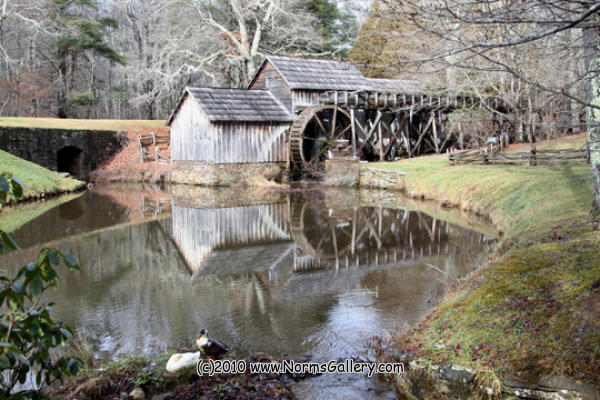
[371,138,600,390]
[0,117,166,131]
[372,155,592,241]
[0,150,84,201]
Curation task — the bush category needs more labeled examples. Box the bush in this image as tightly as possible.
[262,164,283,183]
[0,176,82,398]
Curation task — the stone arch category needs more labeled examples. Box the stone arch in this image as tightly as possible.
[57,146,83,178]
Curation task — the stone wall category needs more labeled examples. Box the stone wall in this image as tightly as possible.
[169,161,287,187]
[359,166,406,190]
[0,126,126,180]
[322,159,406,191]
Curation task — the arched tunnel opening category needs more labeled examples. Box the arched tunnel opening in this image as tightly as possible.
[57,146,84,178]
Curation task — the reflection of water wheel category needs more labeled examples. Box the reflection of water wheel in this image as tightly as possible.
[289,201,353,260]
[289,105,352,170]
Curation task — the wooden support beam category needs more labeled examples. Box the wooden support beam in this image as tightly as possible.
[383,119,403,160]
[432,112,440,154]
[359,111,383,150]
[378,120,384,161]
[351,109,357,157]
[411,113,434,156]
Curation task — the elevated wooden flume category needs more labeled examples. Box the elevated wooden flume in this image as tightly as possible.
[289,89,509,171]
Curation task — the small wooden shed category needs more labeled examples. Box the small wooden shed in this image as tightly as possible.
[167,88,294,163]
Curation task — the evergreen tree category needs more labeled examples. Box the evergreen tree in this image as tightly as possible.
[303,0,358,55]
[48,0,126,118]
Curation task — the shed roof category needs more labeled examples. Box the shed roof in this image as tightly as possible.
[249,55,422,93]
[167,87,294,125]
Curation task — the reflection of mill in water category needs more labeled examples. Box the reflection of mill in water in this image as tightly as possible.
[290,201,463,272]
[170,197,487,287]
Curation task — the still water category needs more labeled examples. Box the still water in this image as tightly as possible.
[2,185,494,399]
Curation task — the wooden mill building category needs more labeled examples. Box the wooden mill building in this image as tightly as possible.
[167,88,293,163]
[167,55,422,167]
[247,55,421,114]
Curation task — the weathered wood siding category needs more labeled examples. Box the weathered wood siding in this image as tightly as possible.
[211,122,289,163]
[249,61,293,111]
[171,94,212,161]
[171,94,290,163]
[292,90,321,112]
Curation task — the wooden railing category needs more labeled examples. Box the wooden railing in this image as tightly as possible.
[138,132,170,163]
[449,144,590,166]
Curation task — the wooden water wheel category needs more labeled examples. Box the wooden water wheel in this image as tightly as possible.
[289,105,352,170]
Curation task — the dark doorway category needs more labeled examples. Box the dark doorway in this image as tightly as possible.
[57,146,83,178]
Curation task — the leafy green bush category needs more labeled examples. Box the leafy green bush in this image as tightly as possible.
[0,176,82,398]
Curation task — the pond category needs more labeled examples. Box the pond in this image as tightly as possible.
[1,184,495,399]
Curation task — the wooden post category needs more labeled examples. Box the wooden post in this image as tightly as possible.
[459,122,464,150]
[378,119,384,161]
[138,135,144,163]
[351,109,357,157]
[529,144,537,166]
[401,116,412,158]
[431,112,439,154]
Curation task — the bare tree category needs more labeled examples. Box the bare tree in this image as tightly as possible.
[363,0,600,214]
[173,0,325,86]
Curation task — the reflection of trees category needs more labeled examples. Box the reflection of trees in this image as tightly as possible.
[9,190,131,249]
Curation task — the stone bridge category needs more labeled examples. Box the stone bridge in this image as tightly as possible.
[0,126,127,180]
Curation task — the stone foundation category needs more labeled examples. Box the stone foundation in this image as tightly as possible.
[359,166,406,190]
[169,161,287,187]
[322,159,406,191]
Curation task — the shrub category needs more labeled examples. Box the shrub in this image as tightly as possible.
[0,176,82,398]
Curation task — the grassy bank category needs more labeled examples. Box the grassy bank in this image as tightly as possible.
[0,150,84,201]
[0,117,166,131]
[49,352,305,400]
[371,136,600,393]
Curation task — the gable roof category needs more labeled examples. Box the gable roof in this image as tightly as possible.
[167,87,294,125]
[248,55,422,93]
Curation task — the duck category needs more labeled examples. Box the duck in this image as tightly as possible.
[196,329,230,359]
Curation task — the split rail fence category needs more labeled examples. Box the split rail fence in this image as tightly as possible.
[138,132,171,163]
[449,144,590,166]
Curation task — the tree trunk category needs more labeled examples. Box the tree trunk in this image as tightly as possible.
[583,21,600,215]
[57,49,69,119]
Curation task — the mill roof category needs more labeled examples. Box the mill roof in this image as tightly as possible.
[167,87,294,125]
[249,54,422,93]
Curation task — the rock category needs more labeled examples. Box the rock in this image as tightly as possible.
[119,393,128,400]
[151,393,174,400]
[438,364,475,383]
[129,387,145,400]
[165,351,201,373]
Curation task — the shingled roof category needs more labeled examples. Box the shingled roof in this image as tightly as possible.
[249,55,422,93]
[364,78,422,94]
[168,88,294,124]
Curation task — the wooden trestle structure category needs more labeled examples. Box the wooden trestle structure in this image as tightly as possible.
[289,90,508,171]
